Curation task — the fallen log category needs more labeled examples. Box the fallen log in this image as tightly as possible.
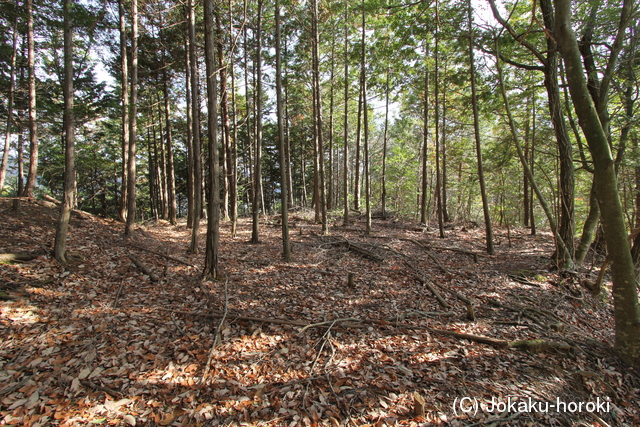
[128,255,160,282]
[0,253,34,263]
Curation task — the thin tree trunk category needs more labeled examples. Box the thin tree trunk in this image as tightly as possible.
[381,69,389,221]
[229,0,239,237]
[0,12,18,194]
[188,0,203,252]
[495,39,570,261]
[54,0,75,263]
[251,0,264,243]
[342,0,350,226]
[327,36,336,212]
[539,0,575,267]
[434,4,444,239]
[311,0,327,234]
[23,0,38,198]
[216,12,230,221]
[354,69,362,212]
[275,0,291,261]
[184,22,194,228]
[124,0,138,236]
[441,86,450,223]
[204,0,220,277]
[420,56,429,226]
[360,2,371,235]
[118,0,130,222]
[161,38,177,225]
[467,0,494,254]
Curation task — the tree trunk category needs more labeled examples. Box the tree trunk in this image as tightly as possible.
[124,0,138,236]
[496,40,570,260]
[342,0,350,226]
[441,87,450,223]
[251,0,264,243]
[118,0,130,222]
[539,0,575,267]
[360,2,371,235]
[184,21,194,229]
[54,0,75,264]
[434,4,444,239]
[381,69,389,221]
[311,0,327,235]
[327,36,336,212]
[161,38,177,225]
[556,0,640,367]
[275,0,291,261]
[188,0,203,252]
[22,0,38,198]
[468,0,494,255]
[420,57,429,226]
[216,12,230,221]
[203,0,220,277]
[0,12,18,194]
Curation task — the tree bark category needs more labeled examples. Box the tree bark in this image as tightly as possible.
[360,1,371,235]
[0,11,18,194]
[312,0,328,235]
[22,0,38,198]
[381,69,389,221]
[54,0,75,264]
[118,0,129,222]
[342,0,350,226]
[188,0,203,252]
[275,0,291,261]
[420,57,429,226]
[251,0,264,243]
[160,36,177,225]
[203,0,220,277]
[124,0,138,236]
[555,0,640,367]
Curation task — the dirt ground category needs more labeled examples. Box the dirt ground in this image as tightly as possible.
[1,198,639,426]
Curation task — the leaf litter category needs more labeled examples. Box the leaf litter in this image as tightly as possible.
[1,199,639,426]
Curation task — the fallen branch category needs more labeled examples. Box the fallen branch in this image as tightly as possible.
[201,275,230,385]
[127,243,197,268]
[420,279,451,309]
[404,239,450,274]
[165,308,510,348]
[112,279,126,308]
[320,236,385,262]
[0,253,34,263]
[507,339,573,354]
[41,195,93,219]
[128,255,160,282]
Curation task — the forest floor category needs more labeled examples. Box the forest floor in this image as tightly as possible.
[1,198,639,427]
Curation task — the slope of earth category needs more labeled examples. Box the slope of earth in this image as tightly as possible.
[1,198,639,426]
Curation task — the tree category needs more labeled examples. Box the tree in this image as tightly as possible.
[555,0,640,368]
[53,0,75,263]
[117,0,129,222]
[203,0,220,277]
[311,0,327,235]
[467,0,494,255]
[124,0,138,236]
[0,6,18,194]
[22,0,38,198]
[251,0,264,244]
[188,0,203,252]
[275,0,291,261]
[489,0,576,267]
